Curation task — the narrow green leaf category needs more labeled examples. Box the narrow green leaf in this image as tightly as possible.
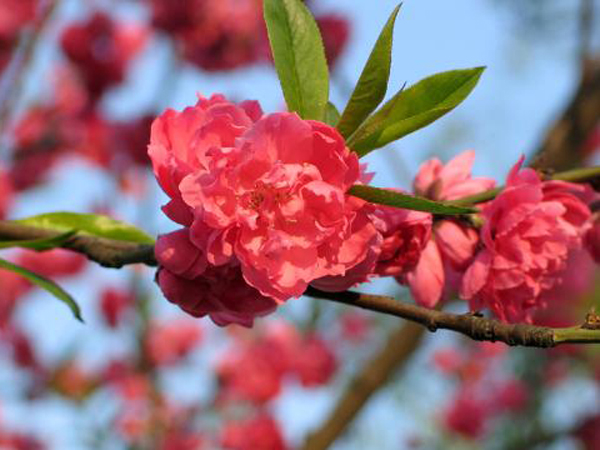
[0,257,83,322]
[348,67,485,156]
[264,0,329,120]
[337,4,401,138]
[15,212,154,244]
[0,230,77,251]
[324,102,341,127]
[348,185,478,215]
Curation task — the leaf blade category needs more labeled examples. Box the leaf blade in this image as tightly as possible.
[0,230,77,251]
[348,185,478,215]
[14,212,154,244]
[337,4,401,138]
[264,0,329,120]
[348,67,485,156]
[0,257,83,322]
[324,102,341,127]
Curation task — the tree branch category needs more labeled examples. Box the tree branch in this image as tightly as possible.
[1,221,599,347]
[529,58,600,171]
[0,221,156,268]
[301,321,425,450]
[304,287,600,347]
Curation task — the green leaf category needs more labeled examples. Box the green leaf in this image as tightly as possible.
[264,0,329,121]
[348,67,485,156]
[0,230,77,251]
[0,257,83,322]
[348,185,478,215]
[324,102,340,127]
[15,212,154,244]
[337,5,401,139]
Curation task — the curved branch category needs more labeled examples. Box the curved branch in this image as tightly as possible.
[1,221,599,347]
[0,221,156,268]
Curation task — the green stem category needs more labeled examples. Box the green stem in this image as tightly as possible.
[452,166,600,206]
[553,326,600,344]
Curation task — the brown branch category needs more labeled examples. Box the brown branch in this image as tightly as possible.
[529,58,600,171]
[301,321,425,450]
[1,220,599,347]
[0,221,156,268]
[304,287,600,347]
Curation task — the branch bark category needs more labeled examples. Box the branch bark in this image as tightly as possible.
[1,220,599,347]
[304,287,600,347]
[529,58,600,171]
[301,321,425,450]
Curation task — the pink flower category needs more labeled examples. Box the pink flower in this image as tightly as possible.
[99,287,134,328]
[216,328,293,405]
[0,0,36,40]
[178,111,367,301]
[403,239,444,308]
[61,12,147,101]
[434,220,479,271]
[0,0,36,74]
[585,214,600,263]
[398,150,494,308]
[150,0,264,71]
[292,334,337,387]
[0,267,30,325]
[461,157,593,322]
[145,319,202,366]
[414,150,495,201]
[369,204,431,277]
[156,229,277,328]
[442,388,490,439]
[221,412,287,450]
[148,94,262,226]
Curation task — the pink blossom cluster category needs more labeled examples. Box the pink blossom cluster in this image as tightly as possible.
[0,0,37,74]
[150,95,599,326]
[152,94,378,326]
[461,158,596,322]
[61,12,148,102]
[147,0,349,71]
[216,322,336,405]
[432,342,529,440]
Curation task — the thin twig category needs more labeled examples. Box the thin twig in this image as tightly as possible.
[0,0,61,142]
[451,165,600,206]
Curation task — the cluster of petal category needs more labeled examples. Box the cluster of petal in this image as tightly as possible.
[150,95,377,325]
[220,413,286,450]
[145,319,202,366]
[585,214,600,263]
[0,0,37,73]
[99,287,135,329]
[461,158,594,322]
[61,12,147,101]
[216,322,336,405]
[156,229,277,328]
[148,0,349,72]
[399,151,494,307]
